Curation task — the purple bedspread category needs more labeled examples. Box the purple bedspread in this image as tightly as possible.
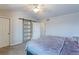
[26,36,79,55]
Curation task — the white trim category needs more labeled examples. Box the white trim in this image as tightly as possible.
[10,41,23,46]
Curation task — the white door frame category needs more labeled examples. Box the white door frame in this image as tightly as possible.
[0,17,10,47]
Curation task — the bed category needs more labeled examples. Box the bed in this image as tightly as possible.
[25,36,79,55]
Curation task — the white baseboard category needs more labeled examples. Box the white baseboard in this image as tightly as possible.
[10,41,23,46]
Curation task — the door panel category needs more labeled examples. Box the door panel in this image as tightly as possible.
[0,18,9,48]
[23,20,32,42]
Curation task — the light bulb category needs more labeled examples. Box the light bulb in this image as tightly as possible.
[33,7,39,13]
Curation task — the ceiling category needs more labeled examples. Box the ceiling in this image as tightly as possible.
[0,4,79,20]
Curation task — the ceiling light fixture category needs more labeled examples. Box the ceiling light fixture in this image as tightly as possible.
[33,7,39,13]
[33,4,40,13]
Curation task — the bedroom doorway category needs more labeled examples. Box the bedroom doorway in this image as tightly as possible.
[0,17,10,48]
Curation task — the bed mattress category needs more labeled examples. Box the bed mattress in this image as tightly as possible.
[26,37,65,55]
[25,36,79,55]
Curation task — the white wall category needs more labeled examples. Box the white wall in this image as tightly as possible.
[9,11,24,45]
[32,21,47,40]
[32,22,41,39]
[40,21,46,37]
[46,12,79,37]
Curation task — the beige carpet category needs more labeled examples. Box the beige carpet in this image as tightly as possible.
[0,43,26,55]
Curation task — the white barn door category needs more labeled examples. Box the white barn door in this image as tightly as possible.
[0,18,10,48]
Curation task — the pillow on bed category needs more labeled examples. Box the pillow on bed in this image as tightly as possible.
[60,38,79,55]
[72,36,79,44]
